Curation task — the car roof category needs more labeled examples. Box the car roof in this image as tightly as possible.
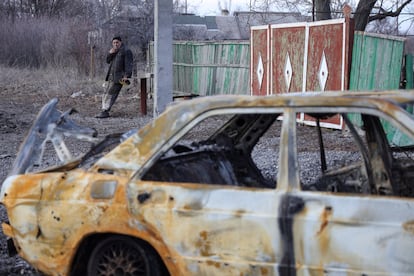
[93,90,414,175]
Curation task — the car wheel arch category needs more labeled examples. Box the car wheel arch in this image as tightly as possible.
[69,233,171,276]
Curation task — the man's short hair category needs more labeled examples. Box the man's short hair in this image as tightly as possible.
[112,36,122,42]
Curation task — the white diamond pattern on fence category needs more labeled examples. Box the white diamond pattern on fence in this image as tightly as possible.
[318,50,329,91]
[257,53,264,90]
[284,52,292,91]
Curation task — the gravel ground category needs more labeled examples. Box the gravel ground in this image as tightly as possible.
[0,76,154,275]
[0,72,350,275]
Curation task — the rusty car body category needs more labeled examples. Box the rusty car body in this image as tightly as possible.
[1,92,414,275]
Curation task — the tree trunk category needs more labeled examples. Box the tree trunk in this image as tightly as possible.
[315,0,332,21]
[354,0,377,31]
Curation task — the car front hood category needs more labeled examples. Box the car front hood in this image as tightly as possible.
[9,98,99,176]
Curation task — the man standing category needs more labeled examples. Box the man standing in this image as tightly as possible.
[96,36,133,118]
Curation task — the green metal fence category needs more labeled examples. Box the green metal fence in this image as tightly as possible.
[349,31,413,146]
[349,31,405,90]
[149,41,250,96]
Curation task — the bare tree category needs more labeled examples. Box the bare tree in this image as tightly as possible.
[315,0,332,20]
[173,0,204,14]
[100,0,155,65]
[354,0,412,31]
[366,16,399,34]
[313,0,413,31]
[93,0,122,22]
[249,0,413,32]
[173,0,186,13]
[0,0,92,19]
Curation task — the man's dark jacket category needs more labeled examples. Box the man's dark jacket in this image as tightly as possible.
[105,44,133,83]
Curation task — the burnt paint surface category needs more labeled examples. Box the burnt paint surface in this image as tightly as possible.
[126,181,282,275]
[278,195,305,276]
[2,93,414,275]
[10,98,97,175]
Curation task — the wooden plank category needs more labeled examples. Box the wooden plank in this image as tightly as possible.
[349,31,404,90]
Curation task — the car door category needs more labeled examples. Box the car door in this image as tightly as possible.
[128,110,292,275]
[127,182,284,275]
[293,191,414,275]
[126,109,296,275]
[291,109,414,275]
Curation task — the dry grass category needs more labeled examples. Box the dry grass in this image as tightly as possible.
[0,66,106,112]
[0,65,143,119]
[0,66,100,96]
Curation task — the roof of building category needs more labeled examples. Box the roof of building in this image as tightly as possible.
[173,14,218,29]
[173,11,310,40]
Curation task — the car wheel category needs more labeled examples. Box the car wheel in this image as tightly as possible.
[87,236,162,276]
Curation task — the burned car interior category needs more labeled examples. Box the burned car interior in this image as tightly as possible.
[142,110,414,198]
[305,113,414,197]
[142,114,278,188]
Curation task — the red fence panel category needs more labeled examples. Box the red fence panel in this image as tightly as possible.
[271,24,306,93]
[250,25,270,96]
[251,16,354,129]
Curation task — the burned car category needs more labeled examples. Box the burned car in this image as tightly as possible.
[1,92,414,275]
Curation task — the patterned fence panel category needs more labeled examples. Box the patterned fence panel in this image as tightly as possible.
[251,17,354,129]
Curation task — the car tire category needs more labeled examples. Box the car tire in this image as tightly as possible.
[87,235,164,276]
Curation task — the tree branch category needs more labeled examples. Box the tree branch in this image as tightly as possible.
[369,0,413,22]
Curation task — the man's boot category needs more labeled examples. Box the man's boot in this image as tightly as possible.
[95,110,110,118]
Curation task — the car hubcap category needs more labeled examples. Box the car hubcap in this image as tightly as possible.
[95,241,147,276]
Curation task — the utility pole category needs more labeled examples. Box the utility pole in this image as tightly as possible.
[154,0,173,116]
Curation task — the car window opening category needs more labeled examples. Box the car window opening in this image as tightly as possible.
[141,109,414,198]
[300,112,414,198]
[142,113,280,188]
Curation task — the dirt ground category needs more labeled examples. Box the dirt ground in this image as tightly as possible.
[0,69,154,275]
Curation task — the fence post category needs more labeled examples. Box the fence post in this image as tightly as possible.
[406,54,413,89]
[406,54,413,113]
[140,77,147,115]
